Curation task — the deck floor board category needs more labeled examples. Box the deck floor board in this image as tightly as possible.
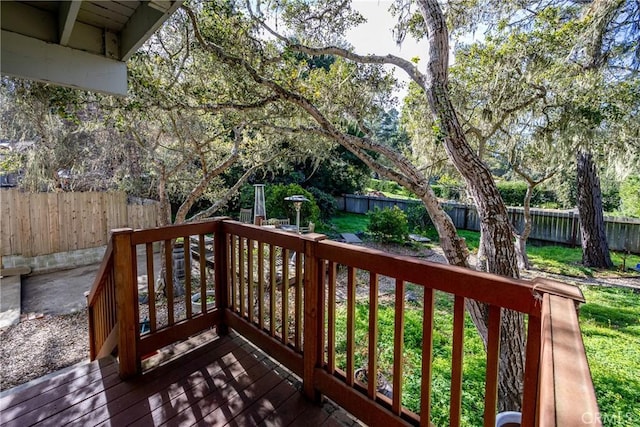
[1,331,361,427]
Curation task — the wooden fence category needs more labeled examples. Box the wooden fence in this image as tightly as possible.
[337,194,640,254]
[1,190,160,257]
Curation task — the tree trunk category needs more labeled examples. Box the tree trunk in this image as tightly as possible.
[417,189,469,268]
[417,0,525,411]
[515,183,534,270]
[156,168,176,296]
[576,150,613,268]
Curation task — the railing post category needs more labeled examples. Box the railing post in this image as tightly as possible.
[112,228,139,379]
[85,290,96,360]
[302,233,326,403]
[215,218,230,335]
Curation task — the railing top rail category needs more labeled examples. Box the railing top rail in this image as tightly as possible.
[131,219,220,245]
[87,239,113,306]
[315,239,584,315]
[222,220,306,252]
[539,293,601,426]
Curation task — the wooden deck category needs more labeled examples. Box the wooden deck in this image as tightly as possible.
[0,330,359,427]
[81,220,601,426]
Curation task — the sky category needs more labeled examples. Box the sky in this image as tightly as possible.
[346,1,429,102]
[346,1,483,102]
[347,1,429,59]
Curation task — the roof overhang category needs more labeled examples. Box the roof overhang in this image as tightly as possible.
[0,1,183,96]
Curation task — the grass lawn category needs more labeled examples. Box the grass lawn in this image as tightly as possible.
[322,211,370,234]
[421,226,640,278]
[579,286,640,426]
[333,292,487,426]
[332,285,640,426]
[326,212,640,424]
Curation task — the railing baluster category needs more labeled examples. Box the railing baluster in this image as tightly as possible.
[392,279,405,415]
[225,234,232,308]
[96,285,102,347]
[327,261,337,373]
[450,295,465,427]
[214,226,228,335]
[183,236,192,319]
[111,272,116,329]
[239,237,246,317]
[258,241,265,330]
[230,235,237,311]
[146,242,156,331]
[483,305,502,426]
[282,248,289,345]
[107,273,113,331]
[295,251,303,350]
[247,239,254,324]
[269,244,276,337]
[420,288,435,427]
[164,239,174,326]
[521,313,542,426]
[319,258,327,368]
[199,234,206,313]
[97,297,104,344]
[346,266,356,387]
[368,272,379,399]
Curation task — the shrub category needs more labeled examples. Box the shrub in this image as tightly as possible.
[367,206,409,243]
[265,184,320,224]
[496,181,558,207]
[307,187,337,221]
[497,181,528,206]
[619,175,640,218]
[406,203,432,232]
[436,175,463,200]
[382,180,401,194]
[369,178,383,191]
[602,186,621,213]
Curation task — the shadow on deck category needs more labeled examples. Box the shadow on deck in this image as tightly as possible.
[0,330,358,427]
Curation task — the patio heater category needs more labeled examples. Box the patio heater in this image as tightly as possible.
[284,195,309,233]
[253,184,266,225]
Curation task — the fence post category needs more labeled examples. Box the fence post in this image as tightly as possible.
[570,212,579,248]
[112,228,139,379]
[302,233,327,402]
[463,204,469,230]
[215,218,230,335]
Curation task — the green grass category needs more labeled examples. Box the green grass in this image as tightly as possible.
[580,286,640,426]
[422,226,640,277]
[322,212,370,234]
[331,285,640,426]
[326,216,640,424]
[333,291,486,426]
[365,187,418,200]
[527,245,594,277]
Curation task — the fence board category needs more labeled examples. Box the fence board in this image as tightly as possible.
[1,190,159,257]
[48,192,60,254]
[340,194,640,253]
[1,190,11,256]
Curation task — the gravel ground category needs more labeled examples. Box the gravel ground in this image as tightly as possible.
[1,309,89,391]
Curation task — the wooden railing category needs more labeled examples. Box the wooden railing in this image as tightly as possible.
[87,219,601,426]
[86,239,116,360]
